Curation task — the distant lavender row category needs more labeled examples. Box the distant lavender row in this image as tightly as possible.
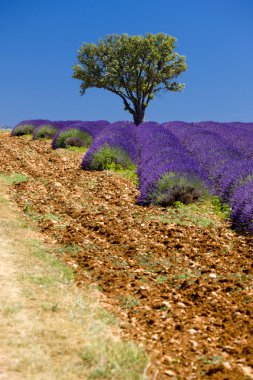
[12,119,82,137]
[11,119,110,139]
[15,119,52,127]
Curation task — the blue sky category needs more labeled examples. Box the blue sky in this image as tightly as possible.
[0,0,252,126]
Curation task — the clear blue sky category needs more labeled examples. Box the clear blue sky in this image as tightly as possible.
[0,0,252,126]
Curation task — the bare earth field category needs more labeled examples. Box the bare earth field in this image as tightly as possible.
[0,132,253,379]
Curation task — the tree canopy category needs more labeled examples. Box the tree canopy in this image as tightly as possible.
[73,33,187,125]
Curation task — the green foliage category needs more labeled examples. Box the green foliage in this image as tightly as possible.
[66,146,87,153]
[12,124,34,136]
[56,128,92,148]
[146,194,231,228]
[115,167,139,185]
[150,172,206,206]
[173,200,185,208]
[89,145,138,184]
[73,33,187,124]
[90,145,134,170]
[34,125,58,139]
[56,243,81,257]
[211,196,231,219]
[157,275,168,284]
[27,239,75,283]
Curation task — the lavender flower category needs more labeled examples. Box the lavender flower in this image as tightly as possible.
[81,122,138,170]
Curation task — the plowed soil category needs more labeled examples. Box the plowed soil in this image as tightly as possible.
[0,132,253,379]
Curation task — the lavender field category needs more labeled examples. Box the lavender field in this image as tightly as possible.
[12,119,253,232]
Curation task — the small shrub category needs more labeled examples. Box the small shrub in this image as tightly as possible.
[33,125,58,139]
[88,144,134,171]
[11,124,34,136]
[65,136,86,147]
[55,128,92,148]
[150,172,206,207]
[211,196,231,219]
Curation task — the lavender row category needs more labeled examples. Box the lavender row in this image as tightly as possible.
[163,122,253,231]
[193,121,253,159]
[136,123,209,205]
[164,122,253,200]
[163,122,242,189]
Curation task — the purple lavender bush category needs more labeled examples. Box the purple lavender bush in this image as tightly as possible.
[52,121,110,149]
[81,122,138,170]
[33,124,60,139]
[137,123,209,206]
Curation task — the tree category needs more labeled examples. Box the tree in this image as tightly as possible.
[73,33,187,125]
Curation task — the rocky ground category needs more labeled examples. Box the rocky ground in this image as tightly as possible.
[0,132,253,379]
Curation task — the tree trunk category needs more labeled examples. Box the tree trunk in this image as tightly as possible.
[133,107,145,125]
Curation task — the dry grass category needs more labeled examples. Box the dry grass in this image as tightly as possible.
[0,177,149,380]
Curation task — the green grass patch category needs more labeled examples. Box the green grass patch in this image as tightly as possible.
[2,302,23,315]
[56,243,81,257]
[157,275,168,284]
[199,355,222,365]
[118,295,140,309]
[80,338,147,380]
[211,196,232,219]
[67,146,88,153]
[146,194,231,228]
[41,302,58,312]
[27,239,75,283]
[0,173,28,185]
[44,213,61,221]
[28,274,57,287]
[111,166,139,185]
[23,206,64,226]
